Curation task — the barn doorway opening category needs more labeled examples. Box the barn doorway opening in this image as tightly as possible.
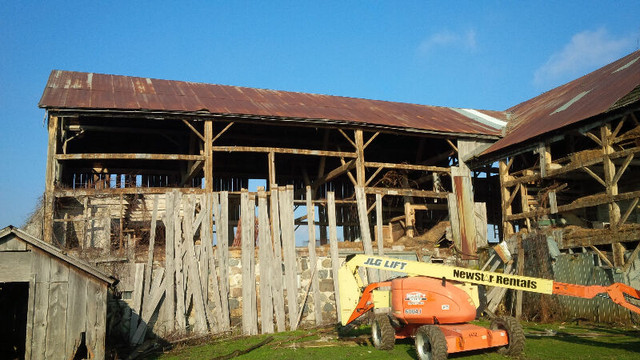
[0,282,29,359]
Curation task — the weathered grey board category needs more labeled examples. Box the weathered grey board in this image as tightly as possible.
[0,233,28,251]
[174,192,186,332]
[213,191,231,331]
[0,252,32,281]
[130,263,145,343]
[144,195,159,297]
[241,190,258,335]
[355,186,378,283]
[327,192,341,322]
[306,186,322,324]
[65,270,88,357]
[375,193,388,280]
[44,255,70,360]
[269,188,286,332]
[474,202,488,249]
[258,191,275,333]
[447,193,462,250]
[279,186,298,329]
[164,192,176,331]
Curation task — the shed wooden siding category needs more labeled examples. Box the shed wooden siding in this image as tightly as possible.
[0,229,111,360]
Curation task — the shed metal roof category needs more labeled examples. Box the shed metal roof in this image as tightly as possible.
[0,225,116,285]
[39,70,504,138]
[482,50,640,158]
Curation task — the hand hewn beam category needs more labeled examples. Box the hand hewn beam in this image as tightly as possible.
[57,153,205,161]
[212,146,356,158]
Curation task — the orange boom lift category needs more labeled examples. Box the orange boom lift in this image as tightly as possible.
[339,254,640,359]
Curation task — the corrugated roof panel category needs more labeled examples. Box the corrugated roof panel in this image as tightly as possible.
[483,50,640,157]
[39,70,503,137]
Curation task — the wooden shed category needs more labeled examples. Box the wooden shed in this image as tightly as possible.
[0,225,116,360]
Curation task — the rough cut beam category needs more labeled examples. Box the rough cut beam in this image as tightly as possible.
[55,187,205,197]
[364,161,450,173]
[56,153,205,161]
[504,146,640,187]
[364,187,449,198]
[506,190,640,221]
[212,146,356,158]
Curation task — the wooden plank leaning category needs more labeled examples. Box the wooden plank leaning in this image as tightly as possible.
[355,186,379,283]
[258,189,275,333]
[279,186,298,329]
[269,188,286,332]
[306,186,322,325]
[327,191,342,322]
[241,190,258,335]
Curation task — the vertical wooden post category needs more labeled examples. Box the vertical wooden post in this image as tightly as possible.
[241,190,258,335]
[538,142,551,178]
[269,188,286,332]
[601,124,625,266]
[144,195,158,297]
[327,191,342,322]
[279,186,298,329]
[268,151,276,189]
[214,191,231,330]
[375,194,386,280]
[44,115,59,244]
[257,189,275,333]
[306,186,322,325]
[174,191,186,332]
[204,120,213,193]
[164,192,176,331]
[355,186,379,283]
[520,184,531,231]
[499,160,514,239]
[355,130,365,187]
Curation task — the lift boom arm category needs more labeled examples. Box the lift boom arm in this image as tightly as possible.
[339,254,640,325]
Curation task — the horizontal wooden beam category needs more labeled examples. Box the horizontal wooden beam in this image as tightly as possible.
[212,146,356,158]
[56,153,204,161]
[364,187,449,198]
[506,189,640,221]
[560,226,640,248]
[505,145,640,187]
[364,161,450,173]
[54,187,205,197]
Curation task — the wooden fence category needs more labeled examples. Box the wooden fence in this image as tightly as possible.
[125,184,384,343]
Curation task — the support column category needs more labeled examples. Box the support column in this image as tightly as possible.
[499,160,514,239]
[601,124,625,266]
[354,130,365,187]
[204,120,213,193]
[44,115,59,244]
[268,151,276,189]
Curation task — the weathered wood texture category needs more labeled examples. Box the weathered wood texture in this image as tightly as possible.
[241,190,258,335]
[0,238,110,360]
[279,186,299,329]
[306,186,322,324]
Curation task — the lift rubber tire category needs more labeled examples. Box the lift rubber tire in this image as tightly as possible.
[371,314,395,350]
[414,325,448,360]
[490,316,525,356]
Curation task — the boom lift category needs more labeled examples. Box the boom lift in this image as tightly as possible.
[339,254,640,359]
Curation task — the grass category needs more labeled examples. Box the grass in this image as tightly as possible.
[153,321,640,360]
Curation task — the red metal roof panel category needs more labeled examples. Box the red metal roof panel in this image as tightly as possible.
[39,70,503,137]
[483,50,640,157]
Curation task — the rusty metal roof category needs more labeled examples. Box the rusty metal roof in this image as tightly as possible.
[482,50,640,157]
[39,70,503,137]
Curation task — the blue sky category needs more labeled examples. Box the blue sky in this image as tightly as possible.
[1,1,639,227]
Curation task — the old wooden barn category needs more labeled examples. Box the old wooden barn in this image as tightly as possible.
[20,49,640,355]
[0,226,115,360]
